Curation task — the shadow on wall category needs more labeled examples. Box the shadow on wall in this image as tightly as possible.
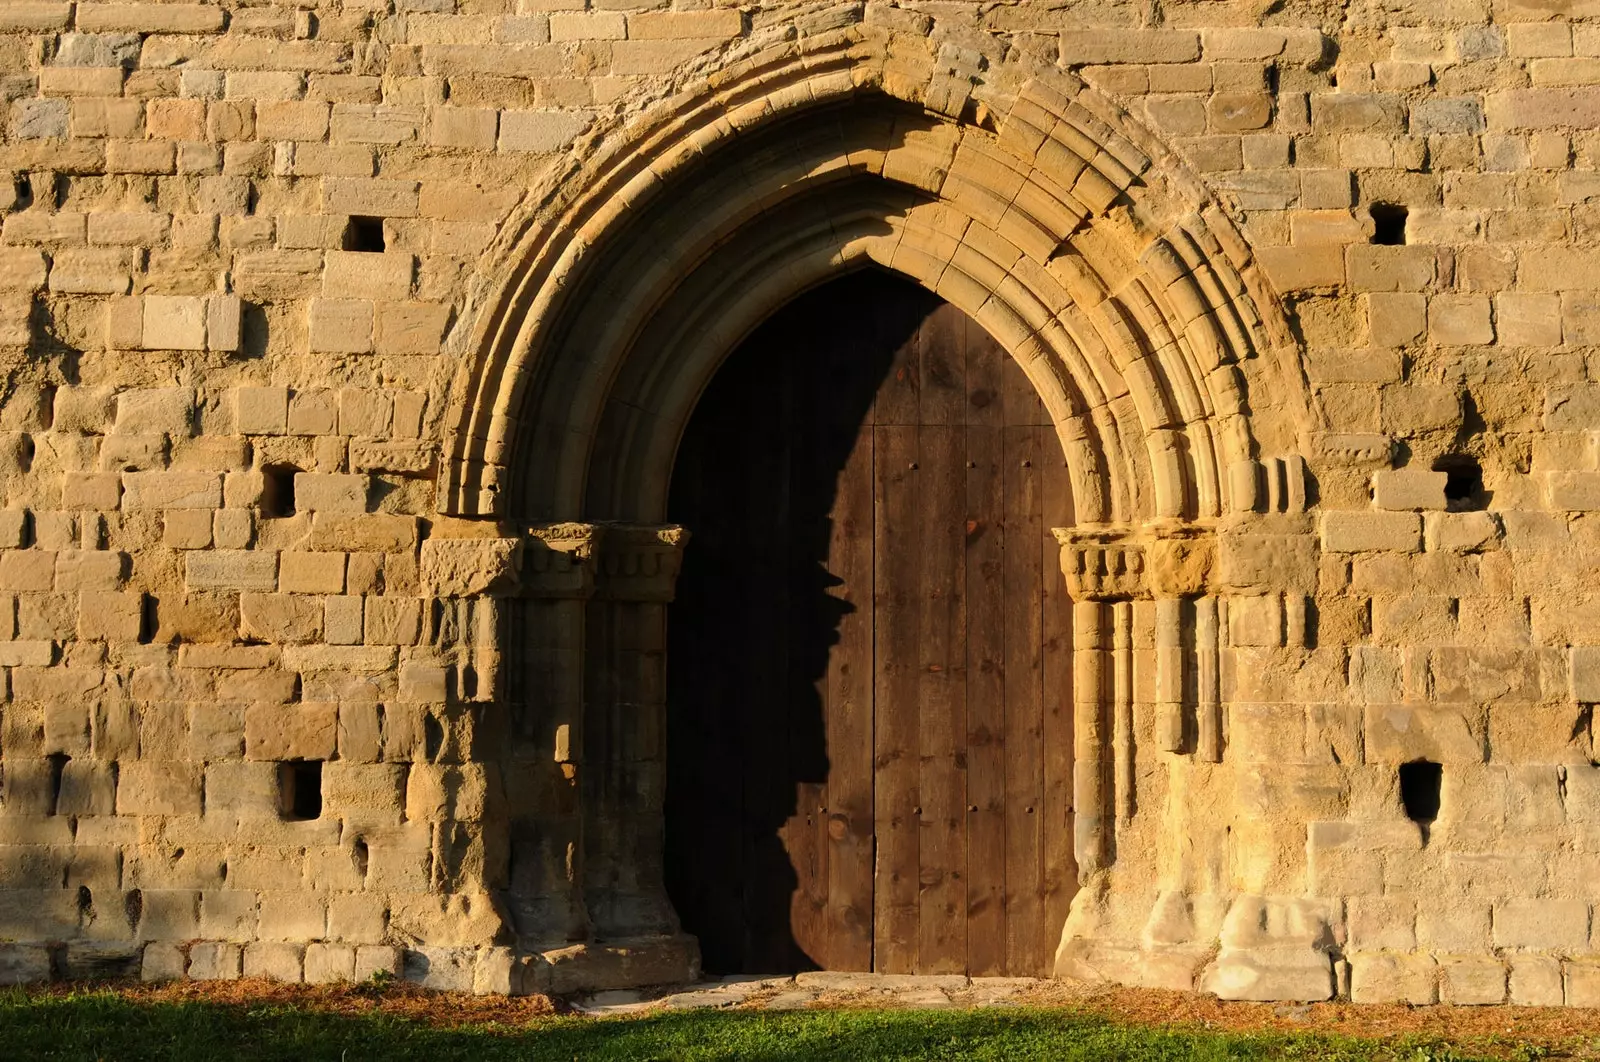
[664,268,928,973]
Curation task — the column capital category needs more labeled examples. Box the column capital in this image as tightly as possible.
[1052,524,1216,601]
[515,522,691,601]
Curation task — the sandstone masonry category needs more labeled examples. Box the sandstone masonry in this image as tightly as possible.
[0,0,1597,1004]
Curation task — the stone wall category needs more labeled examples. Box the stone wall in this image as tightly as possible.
[0,0,1598,1003]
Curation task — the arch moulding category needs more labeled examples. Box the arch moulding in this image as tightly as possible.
[436,12,1335,999]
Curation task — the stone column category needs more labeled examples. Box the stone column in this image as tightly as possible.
[582,525,689,942]
[504,523,600,946]
[1055,530,1149,881]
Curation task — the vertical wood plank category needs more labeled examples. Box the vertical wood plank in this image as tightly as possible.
[962,311,1007,976]
[1001,418,1046,975]
[1040,410,1080,973]
[917,414,967,973]
[821,318,878,972]
[874,421,921,973]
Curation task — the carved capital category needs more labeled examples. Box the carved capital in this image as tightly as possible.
[593,524,689,603]
[1054,524,1217,601]
[1054,527,1148,602]
[522,522,602,599]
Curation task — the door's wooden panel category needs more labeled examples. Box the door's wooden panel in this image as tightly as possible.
[872,421,921,974]
[666,268,1073,976]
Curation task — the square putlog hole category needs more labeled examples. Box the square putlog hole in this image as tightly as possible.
[278,760,323,821]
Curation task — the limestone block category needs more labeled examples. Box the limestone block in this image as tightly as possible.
[323,178,420,218]
[323,761,406,814]
[57,549,122,591]
[1566,960,1600,1007]
[240,593,324,643]
[100,434,167,472]
[310,514,419,551]
[118,762,203,816]
[420,537,521,596]
[1510,955,1565,1006]
[1372,470,1447,511]
[1322,511,1422,552]
[259,893,327,940]
[186,550,278,591]
[138,890,201,941]
[1364,704,1484,763]
[1200,946,1334,1001]
[61,944,140,980]
[140,943,186,982]
[287,390,339,435]
[339,389,391,436]
[280,552,345,594]
[364,596,421,645]
[78,591,143,642]
[1548,471,1600,511]
[187,942,243,982]
[355,945,403,980]
[142,296,207,350]
[1424,511,1501,552]
[58,762,116,816]
[1349,952,1437,1004]
[1439,956,1507,1005]
[324,595,364,645]
[498,110,589,153]
[0,551,56,592]
[324,251,413,300]
[1432,647,1541,703]
[327,896,385,945]
[308,298,374,354]
[282,645,397,673]
[244,703,337,761]
[1494,899,1591,950]
[202,762,278,818]
[1498,292,1564,347]
[243,942,304,983]
[374,301,450,356]
[235,387,289,435]
[400,662,449,703]
[114,388,194,436]
[62,472,122,511]
[305,943,357,984]
[1228,594,1284,647]
[214,511,253,549]
[294,473,368,514]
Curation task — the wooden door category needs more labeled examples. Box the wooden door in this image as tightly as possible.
[665,269,1076,976]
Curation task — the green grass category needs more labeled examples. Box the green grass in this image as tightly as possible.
[0,988,1546,1062]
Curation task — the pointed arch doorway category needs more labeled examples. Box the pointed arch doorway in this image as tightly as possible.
[664,269,1079,977]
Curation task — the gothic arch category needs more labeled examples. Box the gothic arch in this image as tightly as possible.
[439,13,1323,988]
[440,17,1312,528]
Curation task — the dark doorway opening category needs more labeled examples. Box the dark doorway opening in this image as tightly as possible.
[664,268,1075,978]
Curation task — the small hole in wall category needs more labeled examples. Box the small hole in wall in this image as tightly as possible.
[1399,760,1442,839]
[1371,203,1408,245]
[260,464,299,518]
[1432,453,1485,511]
[278,760,323,821]
[47,752,69,816]
[343,215,386,253]
[424,714,444,761]
[12,175,32,209]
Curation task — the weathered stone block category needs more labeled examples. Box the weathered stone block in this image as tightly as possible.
[1440,956,1507,1005]
[243,942,304,983]
[1494,900,1591,950]
[1349,952,1437,1004]
[244,703,338,761]
[187,942,243,981]
[1322,512,1422,552]
[1509,955,1565,1006]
